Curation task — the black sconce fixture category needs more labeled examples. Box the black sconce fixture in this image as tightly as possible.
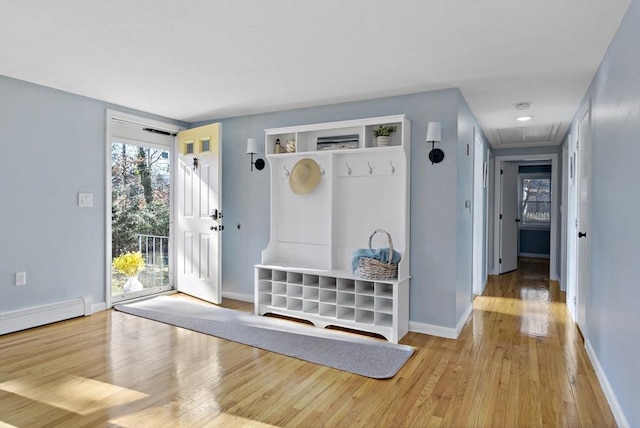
[426,122,444,164]
[246,138,265,171]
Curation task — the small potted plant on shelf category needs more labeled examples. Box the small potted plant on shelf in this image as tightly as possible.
[372,125,397,147]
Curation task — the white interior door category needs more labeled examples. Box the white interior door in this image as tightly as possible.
[566,138,579,322]
[176,123,222,304]
[576,109,591,333]
[500,162,518,273]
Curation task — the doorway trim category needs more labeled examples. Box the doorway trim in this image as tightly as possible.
[561,139,570,293]
[105,109,183,309]
[492,153,559,280]
[472,129,486,295]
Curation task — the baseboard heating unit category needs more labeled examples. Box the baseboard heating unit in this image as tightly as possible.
[0,297,91,335]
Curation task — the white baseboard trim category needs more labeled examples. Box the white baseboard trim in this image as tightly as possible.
[222,290,253,303]
[519,253,550,259]
[409,321,457,339]
[91,302,107,314]
[409,303,473,339]
[456,303,473,337]
[0,297,91,335]
[585,339,630,428]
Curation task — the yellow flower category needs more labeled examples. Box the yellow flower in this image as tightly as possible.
[113,251,145,277]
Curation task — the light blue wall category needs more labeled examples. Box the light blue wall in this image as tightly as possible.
[0,76,186,312]
[519,229,550,256]
[566,2,639,426]
[195,89,470,328]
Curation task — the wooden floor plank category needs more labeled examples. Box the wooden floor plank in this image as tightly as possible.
[0,258,617,427]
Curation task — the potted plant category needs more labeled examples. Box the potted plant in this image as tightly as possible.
[372,125,397,147]
[113,251,145,293]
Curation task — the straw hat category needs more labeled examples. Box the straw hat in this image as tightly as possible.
[289,158,322,195]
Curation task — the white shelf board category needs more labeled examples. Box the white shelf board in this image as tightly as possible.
[255,264,409,284]
[264,114,406,136]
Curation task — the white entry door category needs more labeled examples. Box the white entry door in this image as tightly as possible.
[576,108,591,333]
[500,162,518,273]
[176,123,222,304]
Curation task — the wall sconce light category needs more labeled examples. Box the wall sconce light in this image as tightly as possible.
[246,138,265,171]
[426,122,443,164]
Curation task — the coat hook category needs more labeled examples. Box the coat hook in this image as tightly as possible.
[283,165,290,177]
[368,161,373,175]
[390,160,395,174]
[319,163,325,176]
[346,162,352,176]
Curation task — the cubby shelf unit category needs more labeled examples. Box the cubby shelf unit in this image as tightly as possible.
[255,115,411,343]
[254,265,409,343]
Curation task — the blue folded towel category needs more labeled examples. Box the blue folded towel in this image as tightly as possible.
[351,248,402,273]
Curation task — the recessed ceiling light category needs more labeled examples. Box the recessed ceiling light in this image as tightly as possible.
[517,116,533,122]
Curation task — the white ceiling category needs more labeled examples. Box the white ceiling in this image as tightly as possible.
[0,0,630,148]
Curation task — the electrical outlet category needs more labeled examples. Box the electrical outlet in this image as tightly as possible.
[15,272,26,286]
[78,192,93,207]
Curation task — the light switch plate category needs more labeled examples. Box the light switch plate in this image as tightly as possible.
[78,192,93,207]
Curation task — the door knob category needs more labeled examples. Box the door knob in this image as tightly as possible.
[515,218,521,223]
[578,231,587,238]
[210,225,217,231]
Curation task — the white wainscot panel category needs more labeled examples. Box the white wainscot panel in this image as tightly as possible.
[276,177,331,246]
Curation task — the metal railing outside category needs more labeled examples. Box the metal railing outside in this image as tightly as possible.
[521,201,551,224]
[137,234,170,288]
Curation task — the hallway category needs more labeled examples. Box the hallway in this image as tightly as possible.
[461,257,615,426]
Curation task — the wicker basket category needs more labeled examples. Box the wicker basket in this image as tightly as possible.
[357,229,399,280]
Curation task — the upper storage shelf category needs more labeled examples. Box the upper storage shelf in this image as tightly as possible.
[265,115,408,155]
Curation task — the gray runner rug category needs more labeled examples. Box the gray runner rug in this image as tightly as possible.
[114,295,413,379]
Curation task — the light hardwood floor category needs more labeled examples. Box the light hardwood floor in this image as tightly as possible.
[0,258,616,427]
